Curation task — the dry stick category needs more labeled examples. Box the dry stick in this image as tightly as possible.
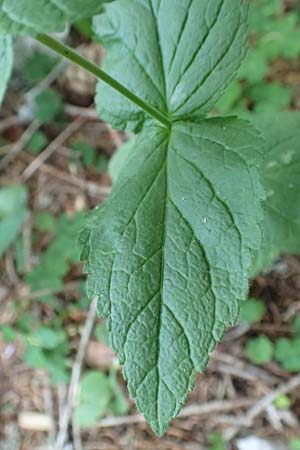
[21,281,81,301]
[223,373,300,440]
[211,351,280,385]
[265,403,284,432]
[283,301,300,321]
[64,104,98,120]
[0,115,26,133]
[0,119,40,171]
[246,373,300,423]
[0,105,96,136]
[5,250,20,287]
[36,162,111,198]
[22,117,85,181]
[23,217,33,273]
[42,377,56,445]
[179,398,254,418]
[57,384,67,431]
[223,323,251,341]
[209,362,268,384]
[72,415,83,450]
[20,150,111,198]
[94,398,254,429]
[55,296,98,450]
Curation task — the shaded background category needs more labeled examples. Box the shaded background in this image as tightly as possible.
[1,0,300,449]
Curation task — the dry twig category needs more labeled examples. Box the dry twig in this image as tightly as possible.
[0,115,26,133]
[211,351,280,385]
[55,296,98,450]
[22,117,85,181]
[222,373,300,439]
[0,120,40,171]
[72,416,83,450]
[94,398,254,429]
[35,161,111,198]
[42,377,56,444]
[23,216,33,273]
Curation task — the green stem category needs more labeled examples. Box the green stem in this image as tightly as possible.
[36,33,170,128]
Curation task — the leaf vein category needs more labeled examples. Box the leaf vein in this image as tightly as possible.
[105,11,166,108]
[172,145,243,247]
[173,10,242,114]
[168,197,217,347]
[169,0,225,103]
[164,303,194,368]
[167,0,194,75]
[123,289,160,353]
[148,0,168,109]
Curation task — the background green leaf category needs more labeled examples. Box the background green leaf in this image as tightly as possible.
[26,213,84,291]
[239,298,266,324]
[245,336,274,365]
[275,338,300,372]
[0,36,13,105]
[0,185,28,258]
[251,113,300,275]
[73,371,112,427]
[34,89,63,123]
[289,438,300,450]
[26,131,49,154]
[0,0,114,36]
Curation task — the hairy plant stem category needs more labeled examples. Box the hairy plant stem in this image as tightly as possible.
[36,33,171,128]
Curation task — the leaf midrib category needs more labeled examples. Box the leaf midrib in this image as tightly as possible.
[156,133,169,434]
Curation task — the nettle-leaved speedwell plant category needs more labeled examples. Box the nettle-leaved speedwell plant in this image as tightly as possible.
[1,0,300,436]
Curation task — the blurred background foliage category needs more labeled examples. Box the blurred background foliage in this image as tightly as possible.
[216,0,300,115]
[1,0,300,447]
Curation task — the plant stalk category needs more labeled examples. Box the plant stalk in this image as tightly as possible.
[35,33,171,128]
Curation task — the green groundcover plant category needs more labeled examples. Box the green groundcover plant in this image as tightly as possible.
[1,0,300,436]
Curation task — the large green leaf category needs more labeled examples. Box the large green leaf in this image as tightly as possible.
[81,118,264,435]
[94,0,248,131]
[82,0,265,435]
[0,36,13,105]
[0,0,113,35]
[251,113,300,275]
